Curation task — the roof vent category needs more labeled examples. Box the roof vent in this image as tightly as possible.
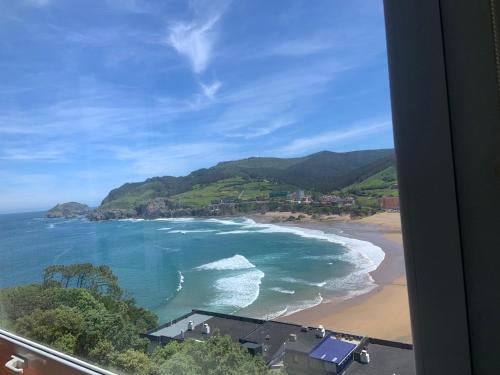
[187,320,194,331]
[359,350,370,364]
[289,334,297,342]
[316,325,325,338]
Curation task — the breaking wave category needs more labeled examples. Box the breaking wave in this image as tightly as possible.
[212,269,265,309]
[270,287,295,295]
[281,277,327,287]
[167,229,217,234]
[195,254,256,271]
[176,271,184,292]
[154,218,195,222]
[216,230,254,235]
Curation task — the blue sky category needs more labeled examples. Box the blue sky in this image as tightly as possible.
[0,0,393,212]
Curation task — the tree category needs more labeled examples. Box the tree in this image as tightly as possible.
[1,265,278,375]
[15,307,84,354]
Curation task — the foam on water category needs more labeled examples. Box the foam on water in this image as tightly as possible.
[156,227,171,231]
[262,306,289,320]
[283,293,324,316]
[119,218,145,222]
[167,229,217,234]
[203,218,244,226]
[176,271,184,292]
[216,230,255,235]
[270,287,295,295]
[195,254,256,271]
[281,277,327,287]
[154,218,195,222]
[212,269,265,309]
[236,218,385,276]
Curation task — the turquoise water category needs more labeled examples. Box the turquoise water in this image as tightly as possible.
[0,212,384,322]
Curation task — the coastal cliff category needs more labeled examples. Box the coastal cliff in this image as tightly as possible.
[86,149,398,221]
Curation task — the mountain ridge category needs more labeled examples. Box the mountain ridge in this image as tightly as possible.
[99,149,395,211]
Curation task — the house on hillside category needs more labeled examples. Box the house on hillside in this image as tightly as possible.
[379,196,400,210]
[290,190,305,203]
[320,195,341,204]
[301,195,313,204]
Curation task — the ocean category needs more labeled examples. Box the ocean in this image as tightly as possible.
[0,212,384,323]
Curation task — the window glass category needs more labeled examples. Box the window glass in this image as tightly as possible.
[0,1,413,374]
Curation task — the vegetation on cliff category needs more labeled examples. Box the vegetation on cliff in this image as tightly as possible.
[46,202,90,218]
[95,149,395,215]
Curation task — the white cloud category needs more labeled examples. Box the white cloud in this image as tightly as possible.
[166,1,230,73]
[279,120,392,155]
[166,17,219,74]
[199,80,221,99]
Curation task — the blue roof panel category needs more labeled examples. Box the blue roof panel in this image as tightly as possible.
[309,336,356,364]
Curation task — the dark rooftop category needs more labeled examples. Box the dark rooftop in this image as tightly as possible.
[176,316,260,342]
[144,310,416,374]
[345,343,416,375]
[286,327,330,354]
[242,321,302,362]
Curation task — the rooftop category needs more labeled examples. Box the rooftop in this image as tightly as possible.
[144,310,416,374]
[345,342,416,375]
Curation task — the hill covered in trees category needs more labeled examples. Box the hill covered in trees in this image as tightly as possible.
[0,264,279,375]
[46,202,90,218]
[98,149,395,212]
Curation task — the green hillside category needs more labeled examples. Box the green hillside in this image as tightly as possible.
[100,149,396,210]
[172,177,297,206]
[342,166,398,208]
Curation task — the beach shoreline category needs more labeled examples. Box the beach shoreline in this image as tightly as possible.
[250,211,412,344]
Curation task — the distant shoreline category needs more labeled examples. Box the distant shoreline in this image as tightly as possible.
[249,212,412,344]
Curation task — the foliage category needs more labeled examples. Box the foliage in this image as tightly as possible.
[0,264,279,375]
[172,177,296,206]
[43,263,122,299]
[154,333,269,375]
[339,166,398,209]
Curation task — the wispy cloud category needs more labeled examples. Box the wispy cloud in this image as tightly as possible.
[166,0,230,73]
[208,62,348,138]
[199,80,221,99]
[0,144,72,161]
[106,142,232,176]
[264,39,332,57]
[24,0,50,7]
[279,120,392,155]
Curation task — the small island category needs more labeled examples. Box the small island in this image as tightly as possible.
[46,202,91,218]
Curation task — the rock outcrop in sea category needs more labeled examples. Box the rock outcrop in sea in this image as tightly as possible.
[46,202,91,218]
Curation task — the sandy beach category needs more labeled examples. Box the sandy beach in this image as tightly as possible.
[252,211,412,344]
